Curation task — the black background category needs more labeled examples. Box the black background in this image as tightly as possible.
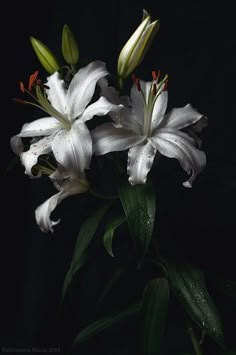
[1,0,236,354]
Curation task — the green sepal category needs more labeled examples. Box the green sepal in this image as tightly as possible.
[30,36,60,74]
[62,24,79,65]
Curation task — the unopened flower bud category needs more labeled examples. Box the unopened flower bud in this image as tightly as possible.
[30,37,60,74]
[62,24,79,65]
[117,10,159,79]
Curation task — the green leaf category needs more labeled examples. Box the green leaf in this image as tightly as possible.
[141,278,169,355]
[162,259,224,347]
[61,204,110,302]
[98,267,124,303]
[118,179,156,265]
[103,215,126,257]
[72,302,141,347]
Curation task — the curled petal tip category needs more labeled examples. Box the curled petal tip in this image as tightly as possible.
[183,180,192,188]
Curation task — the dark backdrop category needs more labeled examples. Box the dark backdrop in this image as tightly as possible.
[1,0,236,354]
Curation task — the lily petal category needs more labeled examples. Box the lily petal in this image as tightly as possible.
[99,77,131,125]
[161,104,203,130]
[80,96,124,123]
[35,178,89,232]
[49,166,71,190]
[153,128,196,145]
[130,82,145,126]
[35,191,61,232]
[51,122,92,178]
[150,129,206,187]
[120,109,142,134]
[92,123,145,155]
[99,77,121,105]
[46,72,67,113]
[140,80,152,103]
[66,61,108,120]
[18,117,62,137]
[127,140,157,185]
[99,77,140,132]
[151,91,168,131]
[10,136,24,156]
[21,136,53,177]
[49,166,71,182]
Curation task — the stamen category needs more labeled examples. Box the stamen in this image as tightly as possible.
[163,79,168,91]
[19,81,25,93]
[135,78,141,91]
[13,98,28,105]
[152,71,157,80]
[36,80,50,90]
[131,73,136,82]
[28,70,39,91]
[35,85,70,127]
[132,73,141,92]
[152,83,157,96]
[152,70,161,82]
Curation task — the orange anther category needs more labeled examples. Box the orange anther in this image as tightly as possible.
[135,78,141,91]
[37,80,49,90]
[152,83,157,96]
[163,79,168,91]
[152,70,161,81]
[28,70,39,91]
[19,81,25,93]
[152,71,157,80]
[132,73,136,82]
[13,98,27,105]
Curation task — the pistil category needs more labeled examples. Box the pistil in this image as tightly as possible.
[144,72,168,137]
[132,71,168,137]
[132,73,147,104]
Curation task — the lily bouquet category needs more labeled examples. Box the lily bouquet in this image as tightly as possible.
[10,10,225,355]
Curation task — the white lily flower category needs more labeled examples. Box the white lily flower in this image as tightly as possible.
[11,61,123,179]
[35,169,89,232]
[93,75,206,187]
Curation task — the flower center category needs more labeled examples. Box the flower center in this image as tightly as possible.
[132,71,168,137]
[15,71,71,129]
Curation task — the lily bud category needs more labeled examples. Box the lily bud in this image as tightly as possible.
[30,37,60,74]
[62,24,79,65]
[117,10,159,79]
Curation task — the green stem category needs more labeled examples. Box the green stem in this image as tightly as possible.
[98,267,124,303]
[70,64,77,75]
[118,77,124,91]
[187,322,203,355]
